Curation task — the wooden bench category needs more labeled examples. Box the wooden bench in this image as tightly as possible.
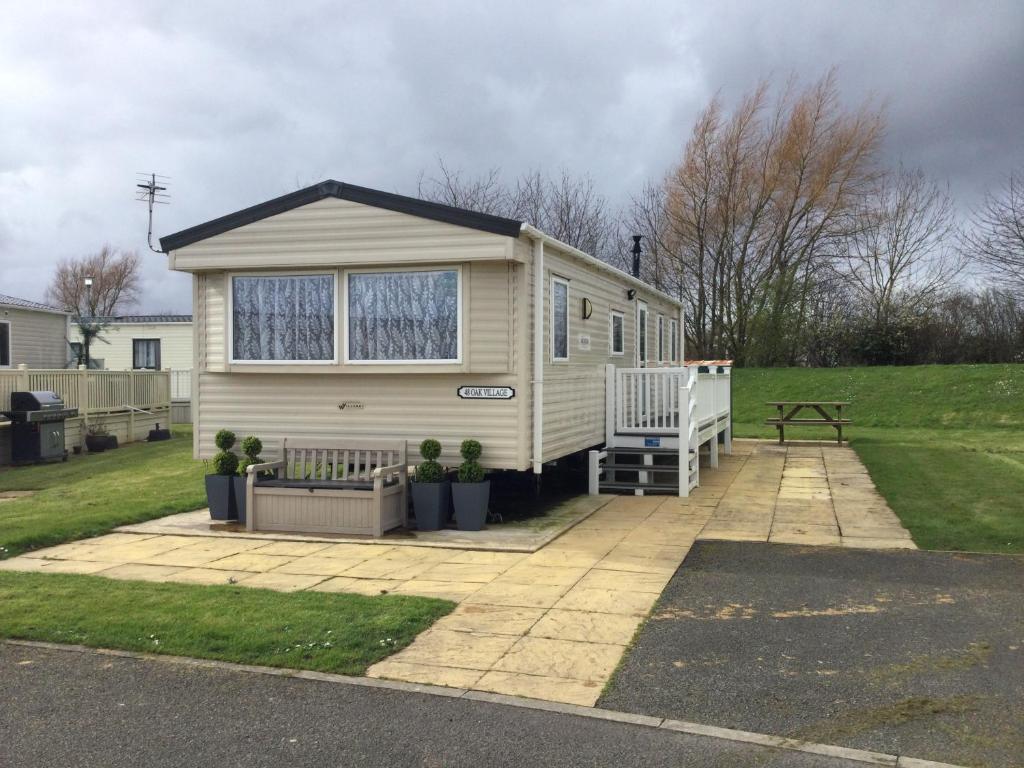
[245,438,408,537]
[765,401,851,444]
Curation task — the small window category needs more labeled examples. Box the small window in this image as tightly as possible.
[347,269,460,363]
[657,315,665,362]
[133,339,161,370]
[232,274,335,363]
[551,277,569,361]
[609,311,624,356]
[670,319,679,363]
[637,302,648,365]
[0,321,10,367]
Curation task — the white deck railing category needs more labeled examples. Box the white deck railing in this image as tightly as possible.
[170,369,192,400]
[613,364,731,435]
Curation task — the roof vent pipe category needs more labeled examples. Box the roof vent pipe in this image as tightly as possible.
[631,235,642,279]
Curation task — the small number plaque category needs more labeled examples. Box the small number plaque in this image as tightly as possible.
[457,386,515,400]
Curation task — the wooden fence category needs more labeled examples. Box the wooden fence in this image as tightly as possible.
[0,365,171,463]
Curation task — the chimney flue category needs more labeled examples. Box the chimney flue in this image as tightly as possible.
[631,235,642,279]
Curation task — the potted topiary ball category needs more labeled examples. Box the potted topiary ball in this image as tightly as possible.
[233,435,264,525]
[452,439,489,531]
[410,438,450,531]
[206,429,239,521]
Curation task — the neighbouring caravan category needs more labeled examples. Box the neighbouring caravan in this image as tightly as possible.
[73,315,193,372]
[161,181,728,495]
[0,294,71,369]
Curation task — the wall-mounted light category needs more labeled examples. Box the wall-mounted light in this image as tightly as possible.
[626,289,637,301]
[581,298,593,320]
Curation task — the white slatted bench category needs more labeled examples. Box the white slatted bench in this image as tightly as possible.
[245,439,408,537]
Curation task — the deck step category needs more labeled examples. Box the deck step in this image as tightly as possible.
[603,463,679,472]
[599,482,682,494]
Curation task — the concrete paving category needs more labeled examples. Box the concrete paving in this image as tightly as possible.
[600,541,1024,768]
[1,440,915,707]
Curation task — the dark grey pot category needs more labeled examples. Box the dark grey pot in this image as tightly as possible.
[452,481,490,531]
[231,476,247,524]
[102,435,118,450]
[84,435,106,453]
[206,475,233,521]
[411,481,451,531]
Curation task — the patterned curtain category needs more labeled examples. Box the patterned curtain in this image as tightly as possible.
[232,275,334,361]
[348,270,458,361]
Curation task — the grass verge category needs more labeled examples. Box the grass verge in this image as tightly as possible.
[0,571,453,675]
[0,426,206,558]
[731,365,1024,554]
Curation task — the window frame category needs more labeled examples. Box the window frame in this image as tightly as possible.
[228,270,340,366]
[132,338,162,370]
[670,318,679,363]
[343,265,463,366]
[0,319,10,368]
[636,300,648,367]
[657,314,665,362]
[550,275,570,363]
[608,310,625,357]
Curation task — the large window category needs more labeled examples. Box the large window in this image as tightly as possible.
[347,269,460,363]
[0,321,9,367]
[551,277,569,361]
[232,274,335,363]
[609,311,624,356]
[670,319,679,363]
[132,338,161,370]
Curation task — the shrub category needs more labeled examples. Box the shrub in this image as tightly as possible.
[212,450,239,476]
[214,429,236,452]
[415,438,445,483]
[238,435,264,476]
[457,439,485,483]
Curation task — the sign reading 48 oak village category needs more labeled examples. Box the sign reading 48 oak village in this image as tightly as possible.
[457,386,515,400]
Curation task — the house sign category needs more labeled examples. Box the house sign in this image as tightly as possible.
[457,386,515,400]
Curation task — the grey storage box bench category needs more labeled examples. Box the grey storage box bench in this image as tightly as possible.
[245,438,408,537]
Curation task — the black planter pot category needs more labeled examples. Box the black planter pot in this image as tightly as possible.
[410,481,451,531]
[231,476,248,524]
[101,435,118,450]
[206,475,234,521]
[85,435,107,453]
[452,481,490,531]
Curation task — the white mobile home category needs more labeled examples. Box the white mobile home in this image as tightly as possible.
[161,181,729,495]
[73,315,193,372]
[0,294,71,369]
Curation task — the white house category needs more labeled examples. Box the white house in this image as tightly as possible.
[73,315,193,372]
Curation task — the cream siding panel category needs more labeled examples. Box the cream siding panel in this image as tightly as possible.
[538,243,682,463]
[172,197,513,270]
[205,274,226,371]
[73,323,193,370]
[1,308,68,368]
[196,372,527,470]
[467,261,513,372]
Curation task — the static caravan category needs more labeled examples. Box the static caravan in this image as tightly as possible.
[73,315,193,372]
[160,181,730,503]
[0,294,71,370]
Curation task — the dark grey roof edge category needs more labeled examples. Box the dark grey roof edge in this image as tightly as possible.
[159,180,524,251]
[77,314,192,324]
[0,294,67,314]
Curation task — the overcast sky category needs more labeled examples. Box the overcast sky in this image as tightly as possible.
[1,1,1022,313]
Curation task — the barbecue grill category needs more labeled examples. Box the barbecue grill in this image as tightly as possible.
[2,391,78,465]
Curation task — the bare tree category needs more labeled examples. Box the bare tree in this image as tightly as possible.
[841,166,963,324]
[962,167,1024,295]
[46,245,141,317]
[416,160,619,260]
[658,71,885,364]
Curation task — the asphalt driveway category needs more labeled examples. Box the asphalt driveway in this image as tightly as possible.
[599,541,1024,768]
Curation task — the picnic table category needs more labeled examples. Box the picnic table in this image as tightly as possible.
[765,401,850,444]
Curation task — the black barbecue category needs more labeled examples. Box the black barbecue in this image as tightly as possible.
[3,391,78,465]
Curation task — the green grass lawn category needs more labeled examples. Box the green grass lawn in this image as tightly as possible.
[731,365,1024,553]
[0,426,207,558]
[0,571,452,675]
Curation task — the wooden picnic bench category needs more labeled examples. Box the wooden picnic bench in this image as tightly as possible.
[245,438,408,537]
[765,401,851,444]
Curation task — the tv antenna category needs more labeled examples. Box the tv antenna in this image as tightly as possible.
[136,172,171,253]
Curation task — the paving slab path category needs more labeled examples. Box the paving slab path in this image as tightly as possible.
[1,440,914,707]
